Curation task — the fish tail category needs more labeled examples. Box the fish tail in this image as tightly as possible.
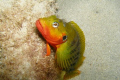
[63,70,81,80]
[59,71,66,80]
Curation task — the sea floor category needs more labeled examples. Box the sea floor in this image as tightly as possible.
[57,0,120,80]
[0,0,120,80]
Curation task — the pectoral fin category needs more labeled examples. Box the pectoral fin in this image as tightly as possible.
[46,42,51,56]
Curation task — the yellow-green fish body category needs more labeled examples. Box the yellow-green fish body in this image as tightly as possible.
[36,15,85,79]
[56,21,85,79]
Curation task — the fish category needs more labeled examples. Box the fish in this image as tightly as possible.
[36,15,85,80]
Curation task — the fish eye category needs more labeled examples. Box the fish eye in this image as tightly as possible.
[63,35,67,41]
[52,22,59,28]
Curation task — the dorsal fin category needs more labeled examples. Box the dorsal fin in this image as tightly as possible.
[68,21,85,69]
[69,21,85,55]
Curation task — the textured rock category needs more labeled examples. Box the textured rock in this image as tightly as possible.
[0,0,59,80]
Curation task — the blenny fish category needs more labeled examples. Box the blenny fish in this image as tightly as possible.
[36,15,85,80]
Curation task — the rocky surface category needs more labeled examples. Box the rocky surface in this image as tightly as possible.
[0,0,59,80]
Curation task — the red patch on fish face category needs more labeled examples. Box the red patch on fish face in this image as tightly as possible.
[36,19,67,47]
[36,20,45,35]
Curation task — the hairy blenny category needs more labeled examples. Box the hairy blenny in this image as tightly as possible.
[36,15,85,80]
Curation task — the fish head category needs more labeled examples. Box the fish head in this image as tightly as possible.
[36,15,67,47]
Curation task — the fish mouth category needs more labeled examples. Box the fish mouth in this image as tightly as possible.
[36,19,45,36]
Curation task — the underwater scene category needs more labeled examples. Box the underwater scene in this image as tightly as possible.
[0,0,120,80]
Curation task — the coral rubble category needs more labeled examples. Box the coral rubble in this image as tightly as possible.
[0,0,59,80]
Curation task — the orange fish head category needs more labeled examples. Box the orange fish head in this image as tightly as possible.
[36,15,67,46]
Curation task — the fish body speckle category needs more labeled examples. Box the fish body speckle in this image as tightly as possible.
[36,15,85,79]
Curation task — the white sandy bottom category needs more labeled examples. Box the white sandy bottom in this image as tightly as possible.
[57,0,120,80]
